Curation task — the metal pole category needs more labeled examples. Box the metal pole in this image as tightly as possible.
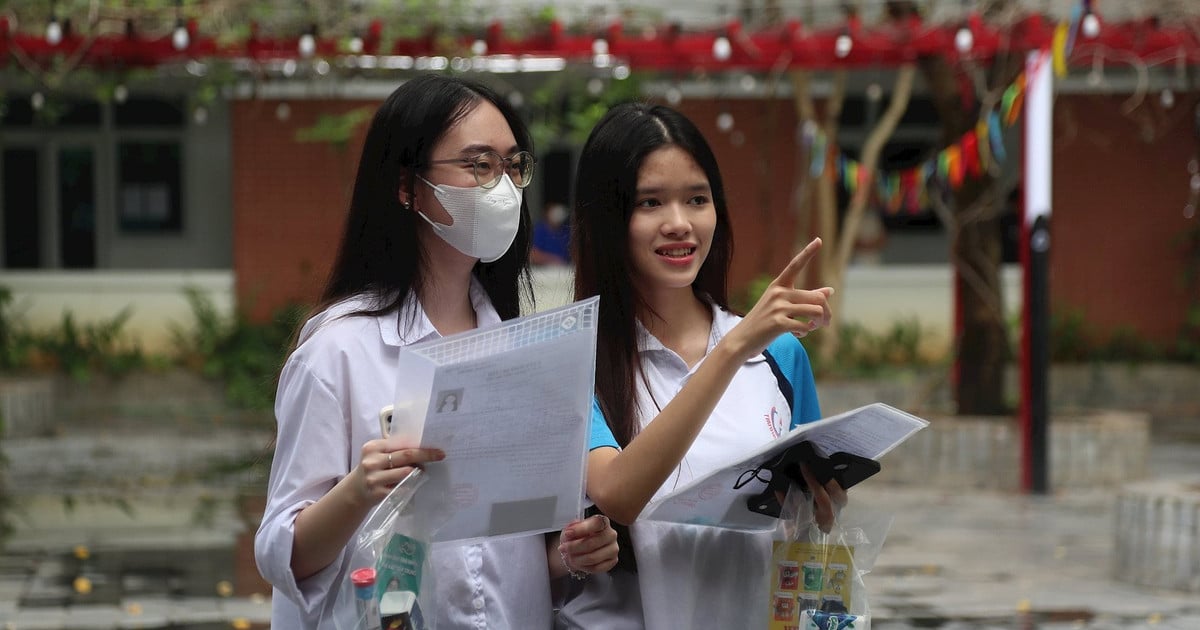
[1021,49,1053,494]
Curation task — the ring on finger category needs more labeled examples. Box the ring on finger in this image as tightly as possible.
[387,452,394,469]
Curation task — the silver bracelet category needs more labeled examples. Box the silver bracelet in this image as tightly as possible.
[560,548,589,581]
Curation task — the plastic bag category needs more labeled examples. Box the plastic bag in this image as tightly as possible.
[765,485,893,630]
[627,519,780,628]
[326,468,452,630]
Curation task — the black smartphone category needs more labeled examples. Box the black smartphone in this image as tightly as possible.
[745,441,880,518]
[825,450,881,490]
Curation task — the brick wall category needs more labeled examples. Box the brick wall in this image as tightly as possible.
[675,95,1198,345]
[671,99,809,294]
[230,92,1197,345]
[231,99,374,322]
[1051,93,1196,344]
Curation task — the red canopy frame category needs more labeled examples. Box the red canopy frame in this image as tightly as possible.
[3,14,1199,74]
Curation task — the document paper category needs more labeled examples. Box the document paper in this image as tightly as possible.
[639,403,929,531]
[392,297,598,543]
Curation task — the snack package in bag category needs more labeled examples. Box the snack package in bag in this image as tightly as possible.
[767,486,892,630]
[324,468,452,630]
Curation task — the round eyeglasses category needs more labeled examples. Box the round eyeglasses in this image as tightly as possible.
[426,150,536,190]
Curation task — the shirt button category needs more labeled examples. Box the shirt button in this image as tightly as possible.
[473,596,485,610]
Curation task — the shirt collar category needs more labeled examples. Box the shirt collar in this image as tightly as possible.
[380,275,501,346]
[635,300,767,364]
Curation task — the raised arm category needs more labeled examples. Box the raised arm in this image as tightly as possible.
[587,238,833,525]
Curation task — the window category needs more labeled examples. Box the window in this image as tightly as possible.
[117,142,183,234]
[3,148,41,268]
[114,98,185,128]
[0,96,101,127]
[58,147,97,268]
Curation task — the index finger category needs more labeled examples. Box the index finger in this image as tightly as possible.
[385,447,446,466]
[771,237,822,289]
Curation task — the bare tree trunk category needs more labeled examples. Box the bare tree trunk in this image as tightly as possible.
[788,70,821,282]
[789,66,914,362]
[817,72,847,289]
[789,69,846,358]
[835,66,917,274]
[952,179,1010,415]
[791,70,848,271]
[823,65,917,361]
[919,53,1019,416]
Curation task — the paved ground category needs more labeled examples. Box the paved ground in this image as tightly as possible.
[1,424,1198,629]
[861,484,1200,629]
[859,437,1200,630]
[1,428,275,629]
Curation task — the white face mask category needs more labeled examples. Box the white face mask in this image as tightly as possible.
[415,173,523,263]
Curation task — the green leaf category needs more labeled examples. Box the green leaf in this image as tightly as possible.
[294,107,374,147]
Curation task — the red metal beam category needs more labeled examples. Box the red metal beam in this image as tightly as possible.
[2,14,1199,73]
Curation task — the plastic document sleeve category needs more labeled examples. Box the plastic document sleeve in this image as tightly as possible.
[390,297,599,544]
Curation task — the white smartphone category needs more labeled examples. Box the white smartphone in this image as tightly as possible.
[380,402,419,441]
[379,404,394,438]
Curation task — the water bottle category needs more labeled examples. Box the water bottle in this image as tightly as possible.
[351,567,381,630]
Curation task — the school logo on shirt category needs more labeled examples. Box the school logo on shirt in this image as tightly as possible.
[765,405,785,438]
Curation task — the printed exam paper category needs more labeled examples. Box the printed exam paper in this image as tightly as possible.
[640,403,930,530]
[391,297,599,543]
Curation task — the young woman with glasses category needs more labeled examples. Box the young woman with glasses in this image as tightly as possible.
[255,75,618,629]
[557,102,843,629]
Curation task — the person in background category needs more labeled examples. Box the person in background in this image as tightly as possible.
[532,201,572,265]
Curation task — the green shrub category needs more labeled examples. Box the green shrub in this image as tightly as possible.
[1094,326,1164,363]
[808,318,938,379]
[31,309,145,382]
[0,287,33,371]
[735,274,939,377]
[1047,308,1176,364]
[1049,309,1091,362]
[1177,305,1200,363]
[0,288,146,380]
[0,284,306,408]
[173,287,307,410]
[880,317,924,364]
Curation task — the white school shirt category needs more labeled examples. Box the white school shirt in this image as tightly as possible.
[557,304,819,630]
[255,279,554,629]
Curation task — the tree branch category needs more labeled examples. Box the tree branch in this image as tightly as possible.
[834,64,917,276]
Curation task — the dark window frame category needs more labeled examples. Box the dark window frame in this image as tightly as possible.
[115,140,185,235]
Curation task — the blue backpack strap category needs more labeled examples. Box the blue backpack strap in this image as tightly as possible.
[761,346,794,418]
[762,334,820,429]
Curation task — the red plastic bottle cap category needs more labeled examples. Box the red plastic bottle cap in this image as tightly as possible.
[350,567,377,587]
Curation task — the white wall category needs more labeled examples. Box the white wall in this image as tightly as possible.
[841,264,1023,352]
[3,264,1020,356]
[3,271,234,353]
[529,263,1023,355]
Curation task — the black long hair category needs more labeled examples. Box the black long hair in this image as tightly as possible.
[315,74,533,324]
[572,102,733,448]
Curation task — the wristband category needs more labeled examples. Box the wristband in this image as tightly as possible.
[560,548,589,581]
